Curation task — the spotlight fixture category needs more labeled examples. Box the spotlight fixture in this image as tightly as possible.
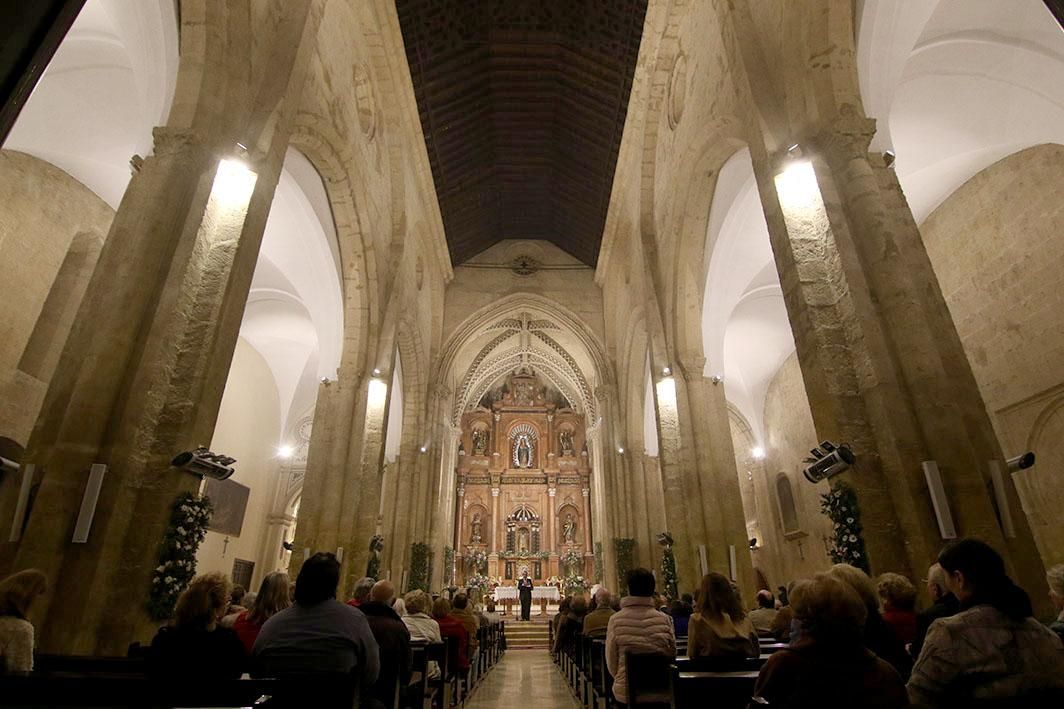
[320,376,331,384]
[420,445,428,453]
[171,447,236,481]
[786,143,803,159]
[1006,452,1035,472]
[617,447,625,455]
[802,440,855,483]
[662,366,671,376]
[751,446,766,460]
[372,368,382,377]
[883,149,896,168]
[710,374,723,385]
[278,444,295,459]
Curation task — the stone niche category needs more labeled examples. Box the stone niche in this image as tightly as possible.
[455,368,592,582]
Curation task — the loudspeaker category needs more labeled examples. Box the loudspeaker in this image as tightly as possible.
[71,464,107,543]
[922,461,957,539]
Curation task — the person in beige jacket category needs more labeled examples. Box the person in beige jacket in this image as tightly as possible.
[606,568,676,704]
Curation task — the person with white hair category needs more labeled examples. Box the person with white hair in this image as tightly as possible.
[582,586,615,638]
[909,563,959,660]
[1047,564,1064,641]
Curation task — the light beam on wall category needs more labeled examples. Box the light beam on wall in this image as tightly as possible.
[774,160,821,215]
[368,377,389,409]
[212,158,257,210]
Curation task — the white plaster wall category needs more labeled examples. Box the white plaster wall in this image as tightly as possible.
[196,338,282,587]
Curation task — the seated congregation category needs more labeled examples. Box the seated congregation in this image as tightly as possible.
[0,552,506,708]
[553,538,1064,708]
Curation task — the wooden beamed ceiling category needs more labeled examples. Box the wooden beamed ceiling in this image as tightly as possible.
[396,1,648,266]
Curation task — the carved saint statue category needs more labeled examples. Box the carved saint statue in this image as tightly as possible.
[563,514,577,544]
[470,513,482,544]
[517,527,530,553]
[559,429,574,456]
[514,434,533,468]
[472,428,488,456]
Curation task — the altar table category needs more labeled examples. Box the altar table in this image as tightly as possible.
[493,585,560,615]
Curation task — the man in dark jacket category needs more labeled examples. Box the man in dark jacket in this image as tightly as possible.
[910,562,959,660]
[359,580,411,709]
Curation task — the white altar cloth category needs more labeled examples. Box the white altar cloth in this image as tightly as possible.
[493,586,560,602]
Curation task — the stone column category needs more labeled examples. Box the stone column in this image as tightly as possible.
[676,355,755,593]
[546,486,557,554]
[491,485,501,553]
[454,485,466,557]
[755,112,1045,596]
[581,487,592,551]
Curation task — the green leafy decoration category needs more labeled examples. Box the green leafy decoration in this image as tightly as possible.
[147,493,212,621]
[408,542,432,592]
[820,480,870,573]
[593,542,604,584]
[661,545,679,600]
[614,537,636,591]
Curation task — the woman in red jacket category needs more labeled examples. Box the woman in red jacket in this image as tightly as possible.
[432,597,469,673]
[231,572,290,654]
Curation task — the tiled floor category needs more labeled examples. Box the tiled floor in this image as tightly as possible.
[464,650,581,707]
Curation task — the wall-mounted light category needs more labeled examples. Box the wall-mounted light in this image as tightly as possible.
[662,366,671,376]
[786,143,803,160]
[751,446,766,460]
[278,444,295,459]
[419,445,428,453]
[320,376,331,385]
[617,447,625,455]
[710,374,723,385]
[372,368,382,377]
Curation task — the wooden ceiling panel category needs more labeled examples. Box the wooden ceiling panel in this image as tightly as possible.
[396,0,648,266]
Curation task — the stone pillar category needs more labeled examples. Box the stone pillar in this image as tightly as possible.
[546,486,557,553]
[756,111,1045,596]
[491,485,501,553]
[581,487,592,551]
[454,485,466,557]
[4,123,288,654]
[676,355,755,594]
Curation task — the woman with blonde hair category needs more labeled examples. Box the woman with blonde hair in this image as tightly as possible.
[752,573,908,708]
[0,569,47,673]
[402,590,441,680]
[687,572,758,664]
[877,572,918,647]
[232,572,290,653]
[148,571,245,678]
[829,564,910,677]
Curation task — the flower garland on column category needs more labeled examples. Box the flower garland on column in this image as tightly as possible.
[820,480,870,573]
[408,542,432,592]
[614,537,635,591]
[147,493,212,620]
[593,542,604,584]
[657,532,679,600]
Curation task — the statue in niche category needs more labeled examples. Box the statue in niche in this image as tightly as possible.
[514,434,533,468]
[472,428,488,456]
[517,527,530,553]
[563,514,577,544]
[559,429,574,456]
[470,513,482,544]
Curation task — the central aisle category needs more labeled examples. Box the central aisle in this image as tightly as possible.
[464,650,581,708]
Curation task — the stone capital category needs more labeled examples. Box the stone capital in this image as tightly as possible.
[679,354,707,382]
[814,108,877,167]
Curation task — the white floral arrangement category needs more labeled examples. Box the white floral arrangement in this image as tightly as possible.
[147,493,212,620]
[467,573,491,592]
[464,546,488,572]
[564,573,591,595]
[561,549,583,571]
[820,480,870,573]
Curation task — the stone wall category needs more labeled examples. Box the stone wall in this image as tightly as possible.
[920,144,1064,566]
[0,150,112,445]
[731,353,833,594]
[195,337,282,588]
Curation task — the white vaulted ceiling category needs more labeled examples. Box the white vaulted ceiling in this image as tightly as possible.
[702,0,1064,445]
[4,1,345,444]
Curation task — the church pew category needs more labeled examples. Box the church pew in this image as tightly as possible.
[0,673,359,708]
[625,651,672,708]
[669,668,759,709]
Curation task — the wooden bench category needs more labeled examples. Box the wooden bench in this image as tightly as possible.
[669,668,758,709]
[0,672,359,708]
